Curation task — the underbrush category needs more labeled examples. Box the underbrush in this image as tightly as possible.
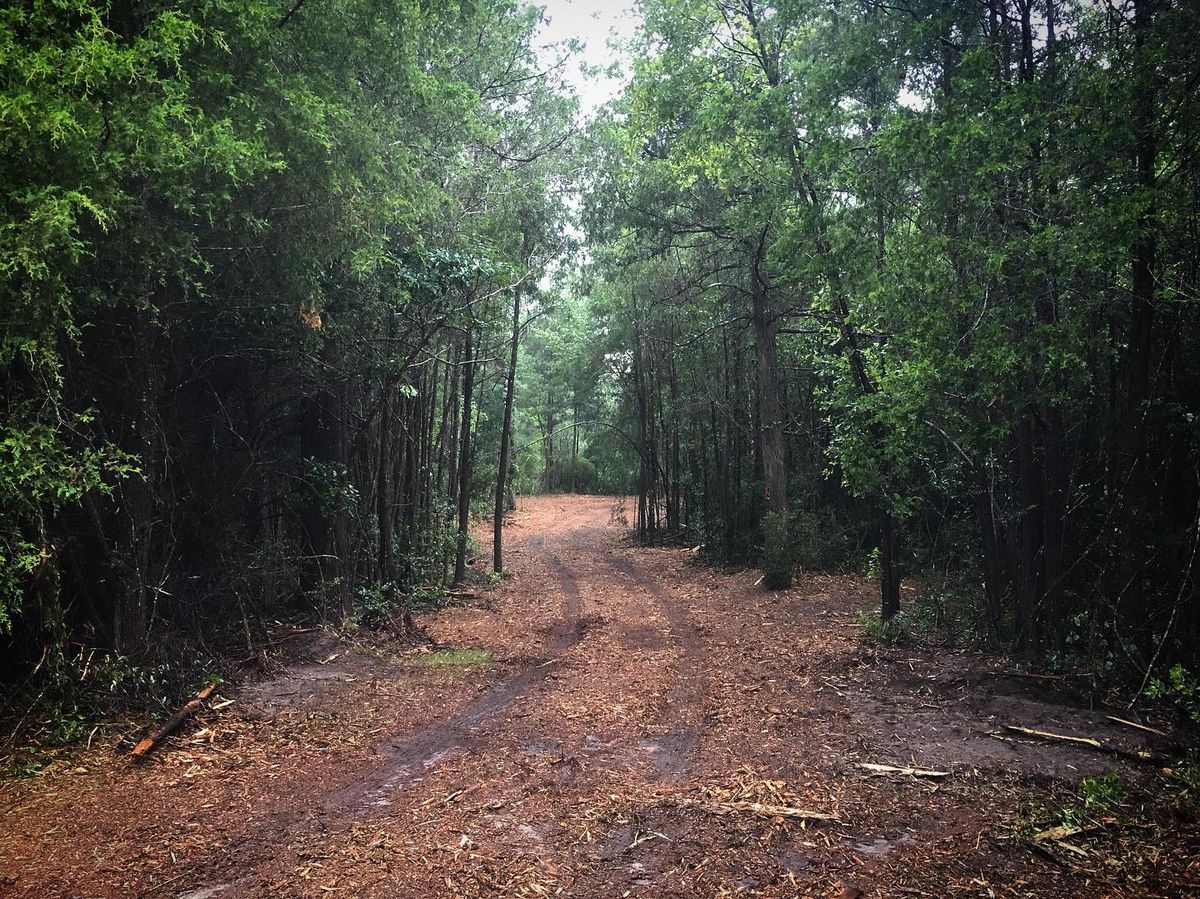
[1024,771,1128,835]
[1144,664,1200,725]
[855,569,988,648]
[1012,764,1200,853]
[1,647,219,777]
[853,579,1200,740]
[2,558,498,773]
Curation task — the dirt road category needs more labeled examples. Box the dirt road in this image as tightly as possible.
[1,496,1196,897]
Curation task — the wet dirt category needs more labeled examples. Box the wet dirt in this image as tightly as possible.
[1,495,1197,898]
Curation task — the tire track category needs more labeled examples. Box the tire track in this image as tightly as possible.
[171,533,585,895]
[606,551,707,782]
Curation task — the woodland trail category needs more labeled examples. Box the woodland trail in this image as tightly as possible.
[1,495,1197,898]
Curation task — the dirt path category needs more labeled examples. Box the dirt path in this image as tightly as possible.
[1,495,1197,897]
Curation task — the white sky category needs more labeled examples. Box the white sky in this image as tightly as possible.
[533,0,641,120]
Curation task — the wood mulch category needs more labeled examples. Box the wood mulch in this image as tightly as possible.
[1,495,1197,897]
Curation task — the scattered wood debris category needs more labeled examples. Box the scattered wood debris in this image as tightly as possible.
[1002,725,1103,749]
[1033,822,1103,843]
[7,498,1200,898]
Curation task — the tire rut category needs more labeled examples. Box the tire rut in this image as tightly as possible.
[606,551,707,782]
[170,533,585,895]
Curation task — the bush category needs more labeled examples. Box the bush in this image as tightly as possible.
[1144,664,1200,723]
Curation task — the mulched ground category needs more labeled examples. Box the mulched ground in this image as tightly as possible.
[1,494,1197,897]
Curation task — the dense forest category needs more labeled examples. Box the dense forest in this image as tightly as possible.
[3,0,1199,735]
[549,0,1200,680]
[2,0,579,716]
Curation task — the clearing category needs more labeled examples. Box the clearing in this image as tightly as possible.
[1,495,1197,897]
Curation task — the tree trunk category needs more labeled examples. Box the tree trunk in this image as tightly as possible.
[441,347,461,585]
[112,303,158,655]
[750,257,787,516]
[974,467,1008,638]
[570,409,578,494]
[880,511,900,620]
[494,286,521,574]
[453,326,477,585]
[1121,0,1157,499]
[541,409,556,492]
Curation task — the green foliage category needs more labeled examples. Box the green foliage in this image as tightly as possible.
[1,0,577,704]
[356,582,402,629]
[1164,762,1200,819]
[410,648,492,668]
[3,0,1200,747]
[514,285,610,495]
[1017,772,1126,839]
[0,417,136,632]
[576,0,1200,676]
[1145,665,1200,724]
[2,648,218,757]
[856,574,989,649]
[305,461,361,519]
[790,507,864,572]
[855,609,914,646]
[1079,773,1126,814]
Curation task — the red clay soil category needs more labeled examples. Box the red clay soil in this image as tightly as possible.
[1,495,1198,897]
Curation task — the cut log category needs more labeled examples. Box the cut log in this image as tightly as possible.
[130,683,218,759]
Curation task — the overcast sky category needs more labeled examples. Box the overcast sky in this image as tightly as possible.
[533,0,641,119]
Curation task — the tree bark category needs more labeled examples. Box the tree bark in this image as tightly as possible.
[750,256,786,516]
[453,325,477,585]
[493,285,521,573]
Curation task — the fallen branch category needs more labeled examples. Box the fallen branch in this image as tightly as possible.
[996,670,1091,682]
[419,784,478,808]
[857,762,949,778]
[130,683,217,760]
[671,798,839,822]
[1106,715,1167,738]
[1001,724,1164,764]
[1003,725,1101,749]
[626,830,669,851]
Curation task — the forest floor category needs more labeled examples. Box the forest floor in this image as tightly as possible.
[1,495,1198,898]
